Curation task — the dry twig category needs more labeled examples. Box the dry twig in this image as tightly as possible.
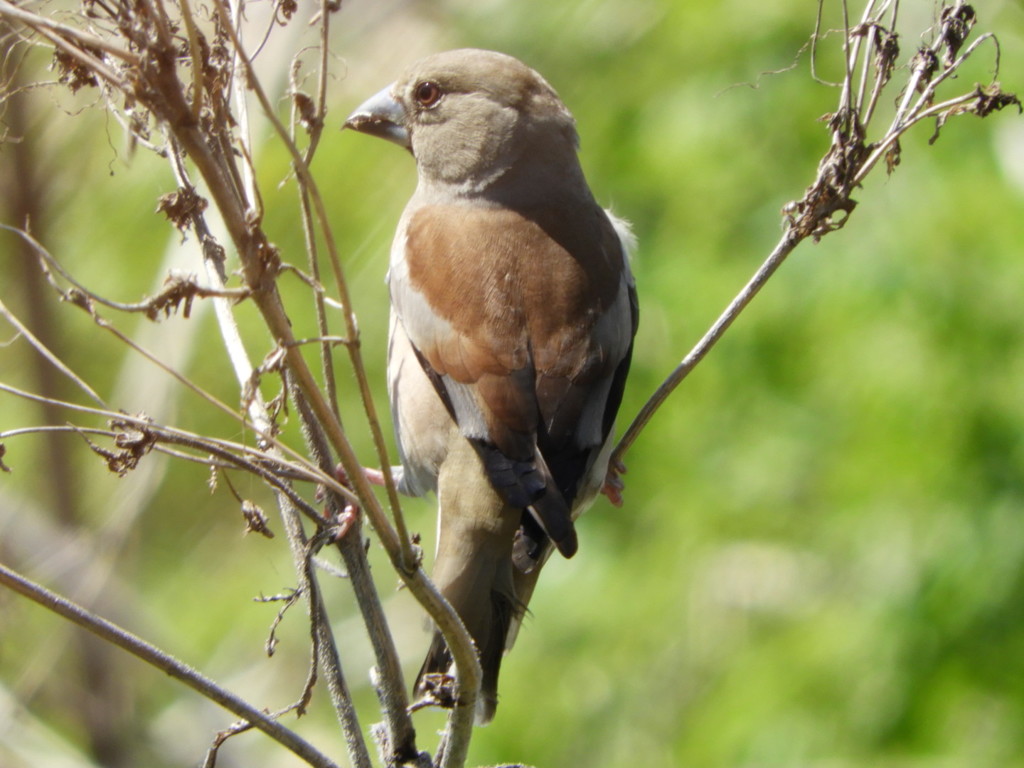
[612,0,1019,465]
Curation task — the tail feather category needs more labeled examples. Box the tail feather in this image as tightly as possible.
[417,437,522,724]
[415,586,518,724]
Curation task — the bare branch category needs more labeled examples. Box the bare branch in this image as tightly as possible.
[613,0,1019,465]
[0,294,107,407]
[0,562,342,768]
[0,1,138,64]
[0,1,423,765]
[0,381,354,519]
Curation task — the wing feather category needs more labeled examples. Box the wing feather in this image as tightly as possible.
[390,201,635,558]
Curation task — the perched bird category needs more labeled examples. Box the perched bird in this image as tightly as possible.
[345,49,638,723]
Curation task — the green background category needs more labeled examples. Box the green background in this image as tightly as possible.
[2,1,1023,766]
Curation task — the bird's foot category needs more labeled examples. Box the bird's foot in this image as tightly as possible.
[330,503,360,541]
[601,457,627,507]
[323,464,378,541]
[409,672,458,713]
[324,464,405,539]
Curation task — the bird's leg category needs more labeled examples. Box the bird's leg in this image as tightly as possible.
[362,467,387,486]
[326,464,408,539]
[334,463,403,488]
[408,671,458,714]
[324,464,378,540]
[601,457,627,507]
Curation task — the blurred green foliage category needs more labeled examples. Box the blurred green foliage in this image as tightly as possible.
[2,1,1023,767]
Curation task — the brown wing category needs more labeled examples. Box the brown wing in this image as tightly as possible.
[394,201,631,555]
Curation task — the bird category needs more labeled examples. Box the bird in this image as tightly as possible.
[344,48,638,724]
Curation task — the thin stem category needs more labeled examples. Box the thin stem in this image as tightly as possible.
[278,496,374,768]
[336,531,420,763]
[837,0,856,129]
[853,17,875,116]
[0,1,139,63]
[226,0,260,220]
[0,381,359,510]
[417,572,479,768]
[177,0,205,124]
[290,377,419,763]
[209,0,416,573]
[283,88,419,755]
[851,90,979,187]
[810,0,833,86]
[0,562,341,768]
[613,231,797,464]
[297,0,342,422]
[8,261,332,484]
[0,295,107,408]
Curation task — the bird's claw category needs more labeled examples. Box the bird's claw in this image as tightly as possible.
[601,457,628,507]
[409,672,458,713]
[323,464,381,540]
[331,503,359,541]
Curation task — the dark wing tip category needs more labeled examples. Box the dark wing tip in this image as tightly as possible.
[534,495,577,558]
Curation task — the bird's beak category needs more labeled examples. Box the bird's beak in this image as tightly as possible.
[343,84,410,149]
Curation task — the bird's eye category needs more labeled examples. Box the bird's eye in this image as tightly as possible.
[413,81,443,108]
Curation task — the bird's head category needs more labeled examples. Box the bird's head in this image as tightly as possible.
[345,49,582,197]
